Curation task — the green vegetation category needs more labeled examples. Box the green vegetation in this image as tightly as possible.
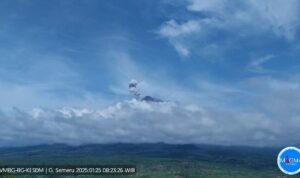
[0,143,293,178]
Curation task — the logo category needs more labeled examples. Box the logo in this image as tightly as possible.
[277,147,300,175]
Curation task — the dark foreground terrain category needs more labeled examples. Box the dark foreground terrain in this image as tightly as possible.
[0,143,292,178]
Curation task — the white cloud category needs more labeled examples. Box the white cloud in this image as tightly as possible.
[246,0,300,40]
[186,0,300,40]
[159,0,300,57]
[158,19,201,57]
[159,19,201,38]
[247,54,274,73]
[0,97,298,147]
[187,0,228,13]
[1,65,300,147]
[173,43,190,56]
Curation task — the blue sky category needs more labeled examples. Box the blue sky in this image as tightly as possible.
[0,0,300,146]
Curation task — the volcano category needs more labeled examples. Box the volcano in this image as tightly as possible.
[141,96,163,102]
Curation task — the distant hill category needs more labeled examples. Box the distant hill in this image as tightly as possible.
[0,143,279,168]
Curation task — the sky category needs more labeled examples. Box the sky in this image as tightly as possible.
[0,0,300,147]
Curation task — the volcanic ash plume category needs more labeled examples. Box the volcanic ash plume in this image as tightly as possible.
[129,79,140,99]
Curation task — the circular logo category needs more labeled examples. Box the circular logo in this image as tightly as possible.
[277,146,300,175]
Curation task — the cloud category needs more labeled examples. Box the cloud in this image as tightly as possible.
[0,39,296,147]
[159,0,300,57]
[0,96,299,147]
[173,43,190,56]
[247,54,274,73]
[186,0,300,40]
[159,19,201,38]
[158,19,201,56]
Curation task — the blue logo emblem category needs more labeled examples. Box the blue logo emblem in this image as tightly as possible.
[277,147,300,175]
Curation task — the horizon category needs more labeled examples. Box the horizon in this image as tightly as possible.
[0,142,287,149]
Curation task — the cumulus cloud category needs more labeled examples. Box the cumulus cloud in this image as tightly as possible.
[0,98,298,147]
